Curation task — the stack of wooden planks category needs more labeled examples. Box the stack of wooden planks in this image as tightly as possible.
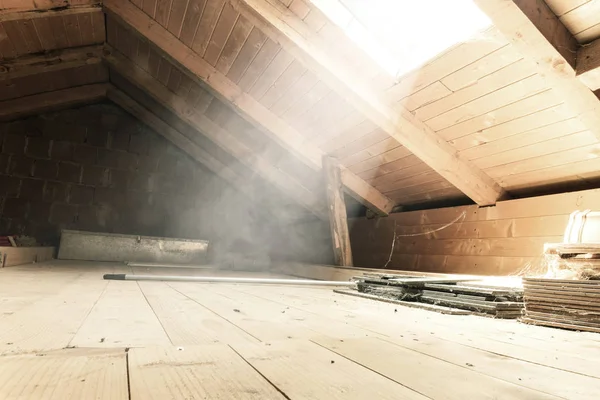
[544,243,600,280]
[337,273,524,318]
[522,277,600,333]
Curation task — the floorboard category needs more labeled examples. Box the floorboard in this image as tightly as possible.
[0,261,599,399]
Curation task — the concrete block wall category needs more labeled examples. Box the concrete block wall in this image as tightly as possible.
[0,103,269,258]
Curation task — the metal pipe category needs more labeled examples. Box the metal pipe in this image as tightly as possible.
[126,262,215,269]
[103,274,357,287]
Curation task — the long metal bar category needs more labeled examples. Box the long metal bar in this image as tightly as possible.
[103,274,357,287]
[126,262,216,269]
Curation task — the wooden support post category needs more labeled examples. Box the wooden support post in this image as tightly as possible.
[323,156,353,267]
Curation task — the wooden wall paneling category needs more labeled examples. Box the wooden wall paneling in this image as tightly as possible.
[558,0,600,43]
[472,130,597,170]
[449,104,575,152]
[0,23,17,58]
[370,161,435,190]
[155,0,173,28]
[278,79,329,122]
[225,27,268,82]
[1,21,28,57]
[499,158,600,191]
[345,142,408,174]
[48,15,70,49]
[437,89,561,141]
[166,66,183,92]
[156,58,171,86]
[310,111,364,148]
[179,0,206,46]
[390,187,466,206]
[385,28,509,101]
[258,59,306,108]
[487,144,600,180]
[440,44,524,92]
[15,19,43,53]
[215,14,253,74]
[416,59,537,121]
[459,118,588,161]
[290,90,341,134]
[268,69,317,115]
[399,81,452,113]
[203,2,239,66]
[142,0,158,18]
[327,127,388,159]
[380,171,447,198]
[166,0,190,36]
[359,155,426,183]
[236,38,279,89]
[304,98,355,143]
[247,48,293,98]
[383,179,455,200]
[190,0,226,56]
[90,8,105,43]
[424,74,549,132]
[62,14,83,47]
[545,0,591,17]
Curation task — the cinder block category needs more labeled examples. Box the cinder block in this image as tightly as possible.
[57,162,81,183]
[25,137,51,158]
[69,185,94,205]
[3,133,26,154]
[73,145,97,165]
[20,178,45,200]
[50,141,73,161]
[33,159,59,180]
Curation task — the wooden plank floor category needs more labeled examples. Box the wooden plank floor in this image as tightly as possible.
[1,261,600,399]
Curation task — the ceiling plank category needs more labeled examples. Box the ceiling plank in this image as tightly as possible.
[103,0,394,216]
[104,47,328,220]
[0,5,100,22]
[235,0,505,206]
[577,38,600,91]
[107,85,263,201]
[474,0,600,142]
[0,82,108,121]
[0,45,103,80]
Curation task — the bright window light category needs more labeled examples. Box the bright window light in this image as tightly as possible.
[313,0,493,78]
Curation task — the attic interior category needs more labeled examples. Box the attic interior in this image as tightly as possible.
[2,0,600,398]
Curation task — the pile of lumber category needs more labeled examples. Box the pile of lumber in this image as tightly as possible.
[336,273,524,318]
[522,278,600,333]
[544,243,600,280]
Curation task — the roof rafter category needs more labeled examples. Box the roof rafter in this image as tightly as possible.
[103,0,394,216]
[104,47,328,220]
[0,45,103,81]
[235,0,505,207]
[0,83,108,122]
[474,0,600,141]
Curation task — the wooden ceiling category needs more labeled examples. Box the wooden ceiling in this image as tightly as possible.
[2,0,600,217]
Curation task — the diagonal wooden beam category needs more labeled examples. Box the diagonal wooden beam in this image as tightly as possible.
[0,5,100,21]
[235,0,505,207]
[104,47,328,220]
[103,0,394,216]
[0,83,108,122]
[0,45,103,81]
[474,0,600,141]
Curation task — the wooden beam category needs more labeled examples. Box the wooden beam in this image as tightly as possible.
[578,38,600,91]
[0,5,100,22]
[474,0,600,142]
[103,0,394,216]
[235,0,505,207]
[0,83,108,122]
[104,48,328,220]
[323,156,353,267]
[0,45,103,81]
